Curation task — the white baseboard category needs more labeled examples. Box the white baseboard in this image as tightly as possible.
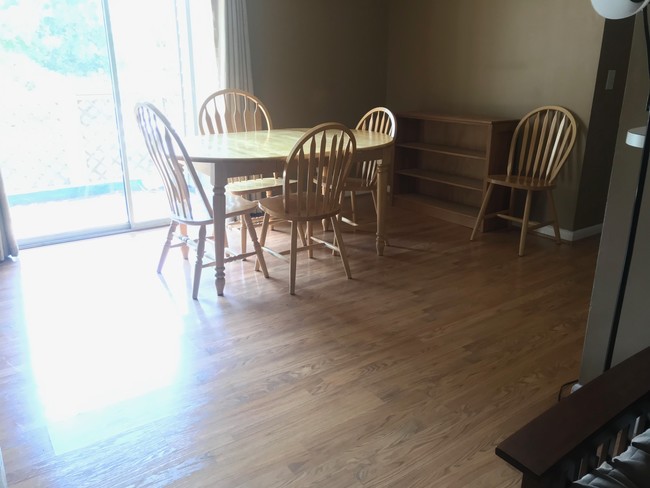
[531,223,602,242]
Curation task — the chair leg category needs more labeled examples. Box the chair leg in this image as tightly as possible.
[255,213,271,272]
[470,183,494,241]
[298,223,308,247]
[547,190,562,244]
[290,221,298,295]
[265,191,277,231]
[508,187,517,231]
[240,217,247,257]
[350,191,358,224]
[322,217,331,232]
[331,216,352,279]
[519,190,533,257]
[192,224,207,300]
[332,212,341,252]
[158,222,177,273]
[306,221,313,258]
[243,213,269,278]
[179,223,189,259]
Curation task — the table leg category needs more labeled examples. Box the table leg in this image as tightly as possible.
[213,177,226,296]
[375,146,392,255]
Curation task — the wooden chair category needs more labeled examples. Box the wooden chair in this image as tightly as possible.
[198,89,284,252]
[255,123,357,295]
[341,107,396,226]
[470,106,577,256]
[135,102,269,299]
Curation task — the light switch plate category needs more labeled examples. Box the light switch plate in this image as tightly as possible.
[606,70,616,90]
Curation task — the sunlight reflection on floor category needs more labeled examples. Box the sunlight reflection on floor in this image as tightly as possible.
[18,236,188,453]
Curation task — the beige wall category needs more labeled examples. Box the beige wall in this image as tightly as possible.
[246,0,607,232]
[246,0,389,129]
[385,0,605,231]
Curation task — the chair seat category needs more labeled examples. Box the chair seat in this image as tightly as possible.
[487,174,555,191]
[225,193,260,218]
[177,192,259,224]
[343,176,373,191]
[258,195,341,222]
[226,177,284,195]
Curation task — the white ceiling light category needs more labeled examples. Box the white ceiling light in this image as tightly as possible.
[591,0,650,19]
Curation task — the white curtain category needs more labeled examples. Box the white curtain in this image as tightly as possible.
[212,0,254,92]
[0,446,7,488]
[0,169,18,261]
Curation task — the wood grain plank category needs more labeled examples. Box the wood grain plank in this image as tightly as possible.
[0,198,598,487]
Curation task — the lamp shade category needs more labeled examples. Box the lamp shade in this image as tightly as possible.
[591,0,650,19]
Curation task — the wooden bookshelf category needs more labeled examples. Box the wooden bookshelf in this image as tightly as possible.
[393,112,518,231]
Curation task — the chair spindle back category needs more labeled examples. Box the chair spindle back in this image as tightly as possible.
[507,106,577,184]
[283,123,356,218]
[198,89,273,135]
[353,107,396,186]
[135,102,212,223]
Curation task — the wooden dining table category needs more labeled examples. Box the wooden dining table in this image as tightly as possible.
[182,128,394,296]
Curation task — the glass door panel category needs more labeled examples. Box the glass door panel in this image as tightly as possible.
[0,0,130,244]
[106,0,189,226]
[0,0,218,245]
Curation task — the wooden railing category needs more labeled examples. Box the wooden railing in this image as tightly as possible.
[496,346,650,487]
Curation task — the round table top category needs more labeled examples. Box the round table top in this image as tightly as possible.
[182,128,393,163]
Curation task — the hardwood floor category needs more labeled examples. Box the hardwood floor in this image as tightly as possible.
[0,199,599,487]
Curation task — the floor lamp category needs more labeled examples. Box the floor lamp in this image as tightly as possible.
[592,0,650,371]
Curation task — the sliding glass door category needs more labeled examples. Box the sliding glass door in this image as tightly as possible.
[0,0,217,246]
